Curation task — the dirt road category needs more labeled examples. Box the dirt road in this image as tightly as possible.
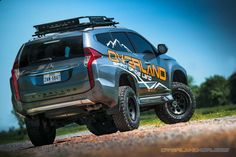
[1,116,236,157]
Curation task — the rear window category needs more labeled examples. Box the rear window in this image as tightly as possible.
[19,36,83,68]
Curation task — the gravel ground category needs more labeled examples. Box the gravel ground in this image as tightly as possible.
[1,116,236,157]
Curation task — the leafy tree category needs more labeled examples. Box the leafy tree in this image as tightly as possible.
[229,72,236,104]
[197,75,230,107]
[187,75,194,87]
[11,110,25,137]
[187,75,199,98]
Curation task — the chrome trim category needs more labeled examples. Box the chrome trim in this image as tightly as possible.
[140,96,162,100]
[27,99,95,114]
[44,40,60,44]
[28,67,71,76]
[164,95,174,101]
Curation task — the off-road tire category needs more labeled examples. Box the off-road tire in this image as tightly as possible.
[86,118,118,136]
[112,86,140,132]
[25,117,56,146]
[155,82,196,124]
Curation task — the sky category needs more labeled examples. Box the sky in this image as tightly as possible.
[0,0,236,130]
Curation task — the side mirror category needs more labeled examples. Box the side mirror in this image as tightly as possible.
[157,44,168,55]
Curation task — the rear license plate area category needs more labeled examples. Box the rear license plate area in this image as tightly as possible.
[43,72,61,84]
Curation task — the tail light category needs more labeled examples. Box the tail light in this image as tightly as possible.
[11,60,20,100]
[84,48,102,88]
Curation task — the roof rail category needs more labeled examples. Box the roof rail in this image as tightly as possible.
[33,16,119,37]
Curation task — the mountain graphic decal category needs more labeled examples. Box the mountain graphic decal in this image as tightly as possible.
[106,39,132,53]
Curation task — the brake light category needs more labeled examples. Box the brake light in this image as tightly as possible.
[11,61,20,100]
[84,48,102,88]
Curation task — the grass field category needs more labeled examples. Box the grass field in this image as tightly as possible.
[1,104,236,144]
[141,104,236,126]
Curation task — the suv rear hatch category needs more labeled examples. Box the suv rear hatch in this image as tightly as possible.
[17,35,91,103]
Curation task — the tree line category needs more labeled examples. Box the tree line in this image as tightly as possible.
[188,72,236,108]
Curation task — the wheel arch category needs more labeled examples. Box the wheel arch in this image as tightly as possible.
[119,73,138,94]
[172,70,188,85]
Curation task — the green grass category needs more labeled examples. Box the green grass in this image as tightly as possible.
[0,124,88,145]
[1,104,236,145]
[192,104,236,120]
[56,124,87,136]
[140,104,236,126]
[141,105,236,125]
[0,131,29,144]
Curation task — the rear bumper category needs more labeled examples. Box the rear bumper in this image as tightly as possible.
[12,79,118,116]
[27,99,95,115]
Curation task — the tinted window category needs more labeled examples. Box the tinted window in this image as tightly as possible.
[110,32,135,53]
[19,36,83,68]
[96,33,113,49]
[127,33,154,54]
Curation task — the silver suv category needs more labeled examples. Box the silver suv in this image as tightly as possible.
[10,16,196,146]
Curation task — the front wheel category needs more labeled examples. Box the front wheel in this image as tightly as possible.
[155,82,196,124]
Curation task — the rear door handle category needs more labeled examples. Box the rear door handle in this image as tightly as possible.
[124,59,130,63]
[145,61,151,65]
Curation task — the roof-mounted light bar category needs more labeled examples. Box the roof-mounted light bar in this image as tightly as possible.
[33,16,119,37]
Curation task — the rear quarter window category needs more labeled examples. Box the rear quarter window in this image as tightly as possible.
[96,33,113,49]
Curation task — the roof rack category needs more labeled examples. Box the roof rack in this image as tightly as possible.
[33,16,119,37]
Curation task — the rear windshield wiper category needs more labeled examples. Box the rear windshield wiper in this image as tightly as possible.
[34,57,52,63]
